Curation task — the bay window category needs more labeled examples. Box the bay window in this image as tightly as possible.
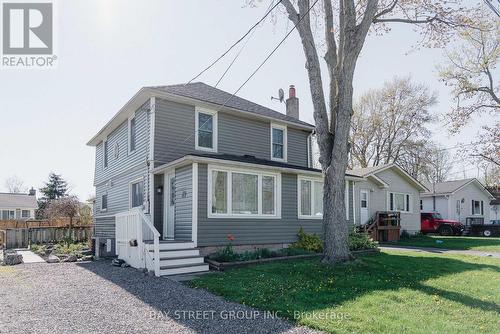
[208,166,280,218]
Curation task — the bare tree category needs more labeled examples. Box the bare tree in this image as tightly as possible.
[350,76,436,168]
[45,196,80,237]
[4,176,27,193]
[263,0,480,263]
[439,12,499,165]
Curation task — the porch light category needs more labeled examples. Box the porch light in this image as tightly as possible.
[156,185,163,195]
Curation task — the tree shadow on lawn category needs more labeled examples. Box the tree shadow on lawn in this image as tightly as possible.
[189,252,500,319]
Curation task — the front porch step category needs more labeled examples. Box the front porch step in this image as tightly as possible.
[160,263,209,276]
[144,241,195,251]
[159,256,205,267]
[150,248,200,258]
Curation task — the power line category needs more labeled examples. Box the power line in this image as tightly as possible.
[155,0,320,166]
[221,0,320,107]
[483,0,500,17]
[187,0,283,85]
[215,0,276,87]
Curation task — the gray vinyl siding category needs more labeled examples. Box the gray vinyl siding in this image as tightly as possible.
[94,103,150,186]
[153,97,312,168]
[94,216,115,239]
[93,102,150,240]
[154,99,195,167]
[174,165,192,240]
[196,163,354,246]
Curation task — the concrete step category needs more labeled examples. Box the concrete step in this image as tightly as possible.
[160,263,209,276]
[159,256,205,267]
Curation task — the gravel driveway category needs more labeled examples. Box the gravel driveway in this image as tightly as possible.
[0,260,321,334]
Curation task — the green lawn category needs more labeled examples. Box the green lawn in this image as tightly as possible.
[190,251,500,334]
[388,235,500,252]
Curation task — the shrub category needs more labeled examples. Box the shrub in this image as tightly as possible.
[290,227,323,253]
[400,230,411,240]
[348,230,378,251]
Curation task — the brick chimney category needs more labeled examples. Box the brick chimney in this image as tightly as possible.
[286,85,299,119]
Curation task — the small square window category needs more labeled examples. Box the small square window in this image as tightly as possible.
[21,210,30,218]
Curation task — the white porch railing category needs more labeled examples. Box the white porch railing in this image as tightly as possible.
[115,208,160,276]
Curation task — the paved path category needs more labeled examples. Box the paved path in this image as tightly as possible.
[380,245,500,258]
[16,249,45,263]
[0,260,321,334]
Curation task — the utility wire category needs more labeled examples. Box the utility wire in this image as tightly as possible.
[221,0,320,107]
[215,0,276,87]
[187,0,283,85]
[154,0,319,166]
[483,0,500,17]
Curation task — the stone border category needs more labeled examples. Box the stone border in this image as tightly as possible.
[206,248,379,271]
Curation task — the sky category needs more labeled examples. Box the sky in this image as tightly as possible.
[0,0,493,200]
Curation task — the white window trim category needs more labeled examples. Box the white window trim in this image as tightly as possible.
[128,115,136,155]
[100,193,108,212]
[345,181,350,220]
[387,191,412,213]
[270,123,287,162]
[297,176,324,220]
[472,200,483,216]
[207,164,281,219]
[195,107,218,152]
[129,177,145,210]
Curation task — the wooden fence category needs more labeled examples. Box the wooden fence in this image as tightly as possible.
[0,227,92,249]
[0,218,90,229]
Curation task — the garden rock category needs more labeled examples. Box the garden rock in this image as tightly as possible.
[63,255,78,263]
[4,252,23,266]
[81,255,93,261]
[47,254,60,263]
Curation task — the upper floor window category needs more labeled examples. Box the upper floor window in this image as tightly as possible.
[389,192,411,213]
[271,124,287,161]
[472,200,484,215]
[195,107,217,152]
[103,140,108,169]
[129,116,136,153]
[130,179,144,209]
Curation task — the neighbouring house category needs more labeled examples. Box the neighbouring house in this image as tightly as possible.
[349,164,429,235]
[0,188,37,220]
[486,186,500,222]
[421,179,495,225]
[87,83,363,276]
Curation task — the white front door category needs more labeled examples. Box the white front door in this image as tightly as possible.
[164,172,175,240]
[360,190,369,224]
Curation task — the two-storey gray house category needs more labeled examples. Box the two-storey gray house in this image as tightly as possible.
[87,83,361,276]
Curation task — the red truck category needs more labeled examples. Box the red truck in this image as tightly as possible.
[421,212,465,236]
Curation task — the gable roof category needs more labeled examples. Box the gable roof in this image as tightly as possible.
[0,193,37,210]
[349,163,429,192]
[150,82,313,128]
[422,178,495,198]
[87,82,314,146]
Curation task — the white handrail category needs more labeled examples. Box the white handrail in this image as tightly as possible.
[135,208,160,276]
